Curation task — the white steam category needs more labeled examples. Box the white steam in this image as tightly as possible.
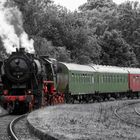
[0,0,35,54]
[20,32,34,53]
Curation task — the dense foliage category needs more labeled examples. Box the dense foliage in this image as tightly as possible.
[5,0,140,67]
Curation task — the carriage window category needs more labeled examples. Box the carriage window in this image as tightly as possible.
[102,76,104,83]
[115,75,116,82]
[80,74,82,83]
[77,74,80,83]
[99,76,101,83]
[118,75,119,82]
[108,75,110,83]
[122,76,124,82]
[119,76,121,82]
[117,75,119,82]
[72,73,74,82]
[83,74,85,83]
[75,74,76,83]
[124,76,126,82]
[76,74,78,83]
[120,76,122,82]
[110,75,112,82]
[92,76,94,84]
[122,76,125,82]
[89,75,91,83]
[75,74,77,83]
[104,75,106,82]
[74,74,77,83]
[109,75,111,82]
[112,75,114,82]
[84,74,86,83]
[107,75,109,83]
[105,75,107,83]
[110,75,112,83]
[134,76,140,82]
[89,76,91,83]
[103,75,105,82]
[87,75,89,83]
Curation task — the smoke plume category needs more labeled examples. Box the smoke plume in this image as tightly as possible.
[0,0,35,54]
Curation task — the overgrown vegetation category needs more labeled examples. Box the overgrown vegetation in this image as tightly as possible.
[28,101,140,139]
[4,0,140,66]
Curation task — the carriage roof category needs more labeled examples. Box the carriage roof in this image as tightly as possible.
[58,62,140,74]
[90,64,128,74]
[124,67,140,74]
[59,63,96,72]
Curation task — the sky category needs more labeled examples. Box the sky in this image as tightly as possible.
[53,0,139,11]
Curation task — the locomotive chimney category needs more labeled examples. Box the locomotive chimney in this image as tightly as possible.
[12,46,19,54]
[19,48,25,53]
[15,47,25,53]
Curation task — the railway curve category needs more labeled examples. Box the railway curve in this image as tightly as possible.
[9,113,39,140]
[114,101,140,127]
[0,114,17,140]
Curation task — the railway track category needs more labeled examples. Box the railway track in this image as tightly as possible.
[8,114,27,140]
[9,113,39,140]
[0,106,39,140]
[135,107,140,116]
[1,99,140,140]
[0,113,17,140]
[114,101,140,127]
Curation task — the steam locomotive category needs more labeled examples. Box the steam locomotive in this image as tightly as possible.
[1,47,140,113]
[0,48,64,113]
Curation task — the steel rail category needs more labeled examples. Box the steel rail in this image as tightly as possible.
[8,114,28,140]
[114,101,140,127]
[134,107,140,116]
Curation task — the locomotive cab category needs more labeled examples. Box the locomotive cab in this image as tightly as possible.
[41,58,56,94]
[41,57,64,105]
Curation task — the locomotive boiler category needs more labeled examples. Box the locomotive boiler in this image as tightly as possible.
[0,48,46,113]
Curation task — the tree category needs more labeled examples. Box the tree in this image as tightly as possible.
[13,0,140,67]
[116,1,140,65]
[100,30,138,67]
[79,0,116,11]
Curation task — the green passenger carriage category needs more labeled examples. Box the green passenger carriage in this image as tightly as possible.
[91,65,129,93]
[57,62,130,102]
[57,62,96,102]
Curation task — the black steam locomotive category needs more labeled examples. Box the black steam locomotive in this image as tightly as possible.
[0,48,64,113]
